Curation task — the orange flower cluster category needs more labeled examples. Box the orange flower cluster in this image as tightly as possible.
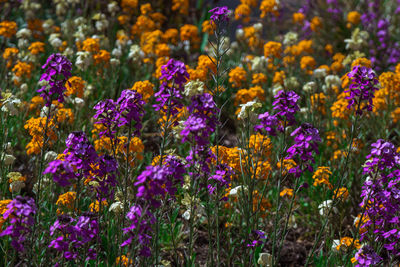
[131,80,154,101]
[235,86,265,106]
[24,117,58,155]
[56,191,76,214]
[0,21,17,38]
[65,76,85,98]
[312,166,333,189]
[229,66,247,88]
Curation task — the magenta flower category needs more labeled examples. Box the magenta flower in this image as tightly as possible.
[0,196,36,252]
[209,6,230,23]
[37,53,72,106]
[345,65,378,115]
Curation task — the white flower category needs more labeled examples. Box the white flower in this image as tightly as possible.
[251,56,268,72]
[237,101,262,120]
[324,75,341,90]
[1,95,21,116]
[111,47,122,58]
[332,239,340,251]
[229,186,247,197]
[128,44,143,61]
[10,181,25,193]
[76,51,92,71]
[318,200,338,216]
[16,28,32,39]
[285,76,299,90]
[3,154,16,165]
[303,81,316,93]
[182,210,191,220]
[49,33,62,49]
[236,28,244,39]
[109,201,124,214]
[184,80,204,97]
[45,151,58,162]
[283,32,298,46]
[313,68,327,79]
[110,58,120,67]
[253,23,263,32]
[257,253,272,266]
[74,97,85,108]
[107,1,119,15]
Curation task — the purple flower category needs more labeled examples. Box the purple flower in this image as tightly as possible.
[363,139,400,174]
[49,213,98,261]
[254,112,278,136]
[93,99,118,138]
[121,205,155,257]
[286,123,321,176]
[345,65,378,115]
[37,53,72,106]
[0,196,36,252]
[134,156,185,208]
[153,58,189,117]
[43,159,78,187]
[209,6,230,23]
[116,89,145,135]
[208,163,232,198]
[246,230,266,247]
[273,90,300,128]
[355,246,382,267]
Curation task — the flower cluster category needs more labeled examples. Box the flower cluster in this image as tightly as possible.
[154,58,189,117]
[121,205,155,257]
[37,53,72,106]
[286,123,321,176]
[49,214,98,261]
[209,6,230,23]
[346,65,379,115]
[0,196,37,252]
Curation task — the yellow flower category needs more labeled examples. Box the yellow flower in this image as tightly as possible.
[56,192,76,214]
[28,42,45,55]
[229,66,247,88]
[310,16,322,32]
[336,237,361,251]
[65,76,85,98]
[172,0,189,15]
[180,24,200,49]
[292,12,305,24]
[347,11,361,25]
[280,188,293,197]
[0,21,17,38]
[252,73,267,85]
[131,80,154,101]
[24,117,58,155]
[235,4,251,23]
[89,200,108,213]
[312,167,333,189]
[0,200,12,229]
[264,41,282,59]
[260,0,279,18]
[334,187,349,201]
[82,38,100,53]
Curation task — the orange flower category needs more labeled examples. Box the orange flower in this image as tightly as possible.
[0,21,17,38]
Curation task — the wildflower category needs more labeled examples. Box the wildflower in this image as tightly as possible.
[229,66,247,88]
[286,123,321,176]
[180,24,200,50]
[234,4,251,23]
[346,65,379,115]
[312,167,333,189]
[172,0,189,15]
[310,16,322,32]
[154,58,189,117]
[260,0,279,18]
[347,11,361,25]
[65,76,85,98]
[37,53,72,106]
[280,188,293,197]
[130,80,154,102]
[49,214,98,261]
[56,192,76,214]
[116,89,145,135]
[28,41,45,55]
[237,100,262,120]
[0,196,36,252]
[336,237,361,252]
[318,200,337,216]
[334,187,349,201]
[273,90,300,127]
[24,117,58,155]
[209,6,230,23]
[0,21,18,38]
[292,12,305,24]
[7,172,26,193]
[264,41,282,59]
[121,205,155,257]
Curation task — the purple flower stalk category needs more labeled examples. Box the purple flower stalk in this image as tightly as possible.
[49,213,98,261]
[345,65,379,115]
[154,58,189,118]
[0,196,36,252]
[355,140,400,265]
[273,90,300,128]
[121,205,155,257]
[286,123,321,176]
[134,155,185,208]
[93,99,118,138]
[254,111,278,136]
[209,6,230,23]
[116,89,145,135]
[37,53,72,106]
